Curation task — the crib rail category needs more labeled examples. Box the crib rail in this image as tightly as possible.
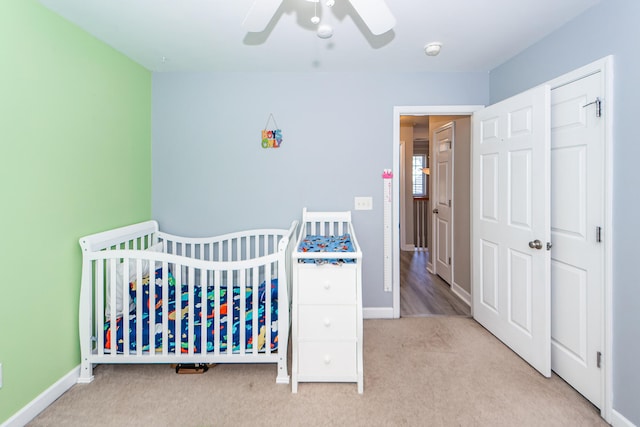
[80,220,159,253]
[79,221,298,384]
[158,228,291,262]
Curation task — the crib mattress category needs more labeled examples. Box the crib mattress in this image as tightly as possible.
[104,268,279,354]
[297,234,356,264]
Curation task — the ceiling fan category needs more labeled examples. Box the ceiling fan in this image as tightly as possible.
[242,0,396,36]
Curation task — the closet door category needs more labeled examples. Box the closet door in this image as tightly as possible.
[550,71,604,407]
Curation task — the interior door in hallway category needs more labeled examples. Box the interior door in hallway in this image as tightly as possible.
[433,122,453,284]
[472,85,551,377]
[550,71,604,408]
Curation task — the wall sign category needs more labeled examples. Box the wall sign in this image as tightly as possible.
[262,113,283,149]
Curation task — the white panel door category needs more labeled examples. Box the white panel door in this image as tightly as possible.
[550,72,603,407]
[433,123,453,284]
[472,85,551,377]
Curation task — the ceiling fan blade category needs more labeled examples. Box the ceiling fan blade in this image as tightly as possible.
[348,0,396,35]
[242,0,284,32]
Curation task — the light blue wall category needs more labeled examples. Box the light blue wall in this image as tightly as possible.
[152,71,489,308]
[490,0,640,424]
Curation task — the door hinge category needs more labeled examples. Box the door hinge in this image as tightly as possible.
[596,226,602,243]
[597,351,602,368]
[582,97,602,118]
[448,199,451,207]
[448,257,451,265]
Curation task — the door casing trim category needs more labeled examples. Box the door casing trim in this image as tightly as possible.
[392,105,483,321]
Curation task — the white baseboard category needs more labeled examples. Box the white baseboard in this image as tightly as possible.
[364,307,394,319]
[451,281,471,307]
[2,365,79,427]
[611,409,638,427]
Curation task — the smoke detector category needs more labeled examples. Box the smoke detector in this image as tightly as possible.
[424,42,442,56]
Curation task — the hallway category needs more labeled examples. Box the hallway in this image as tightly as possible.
[400,250,470,317]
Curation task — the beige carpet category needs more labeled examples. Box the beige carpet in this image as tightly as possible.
[29,318,606,427]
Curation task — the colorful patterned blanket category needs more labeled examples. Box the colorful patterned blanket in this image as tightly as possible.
[104,268,279,354]
[297,234,356,264]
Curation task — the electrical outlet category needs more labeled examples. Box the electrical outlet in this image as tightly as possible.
[355,196,373,210]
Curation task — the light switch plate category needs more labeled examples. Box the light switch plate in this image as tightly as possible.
[355,196,373,210]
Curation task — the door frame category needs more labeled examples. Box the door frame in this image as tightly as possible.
[391,56,612,423]
[392,105,483,321]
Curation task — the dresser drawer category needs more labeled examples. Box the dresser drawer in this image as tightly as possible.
[298,341,357,379]
[298,306,356,340]
[297,266,356,304]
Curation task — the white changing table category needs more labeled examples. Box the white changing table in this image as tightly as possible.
[291,209,363,393]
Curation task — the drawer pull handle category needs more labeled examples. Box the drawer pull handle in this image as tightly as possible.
[324,355,331,364]
[323,318,331,327]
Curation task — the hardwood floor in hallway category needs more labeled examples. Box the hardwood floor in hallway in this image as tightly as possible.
[400,250,471,317]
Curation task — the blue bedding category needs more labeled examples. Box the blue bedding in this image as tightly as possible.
[104,268,279,354]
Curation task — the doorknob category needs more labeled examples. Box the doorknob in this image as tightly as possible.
[528,239,543,250]
[432,208,439,214]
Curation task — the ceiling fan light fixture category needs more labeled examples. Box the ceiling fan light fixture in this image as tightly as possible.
[424,42,442,56]
[242,0,395,36]
[317,24,333,38]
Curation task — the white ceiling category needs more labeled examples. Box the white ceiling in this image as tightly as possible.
[38,0,601,73]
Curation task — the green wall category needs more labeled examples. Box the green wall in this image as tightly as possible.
[0,1,151,422]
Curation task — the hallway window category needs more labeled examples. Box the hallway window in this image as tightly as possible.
[412,155,427,196]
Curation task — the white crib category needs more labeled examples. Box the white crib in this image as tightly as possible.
[78,220,298,384]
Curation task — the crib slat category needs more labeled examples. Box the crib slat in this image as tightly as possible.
[108,258,118,356]
[188,265,195,356]
[122,257,131,356]
[162,262,169,356]
[262,235,267,260]
[127,257,133,356]
[214,270,221,356]
[239,268,246,354]
[134,258,144,356]
[265,262,272,354]
[96,260,104,357]
[201,267,208,356]
[175,266,182,356]
[251,265,259,355]
[149,257,156,356]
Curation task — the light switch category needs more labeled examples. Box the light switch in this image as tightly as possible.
[355,196,373,210]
